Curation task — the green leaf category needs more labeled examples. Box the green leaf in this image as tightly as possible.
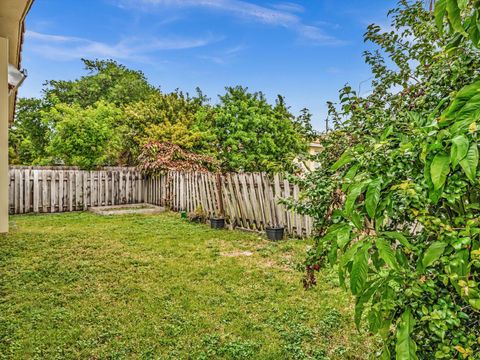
[457,93,480,123]
[336,225,352,249]
[460,142,478,182]
[340,241,363,268]
[450,135,469,169]
[395,309,418,360]
[366,178,382,218]
[368,308,382,333]
[376,238,399,271]
[331,150,353,171]
[345,181,368,216]
[469,298,480,310]
[434,0,447,35]
[457,0,467,10]
[354,279,381,329]
[382,232,413,249]
[342,164,360,192]
[422,242,447,269]
[350,243,370,296]
[442,81,480,122]
[446,0,468,36]
[381,125,393,140]
[430,153,450,190]
[350,211,364,230]
[380,346,391,360]
[451,250,470,296]
[327,238,338,265]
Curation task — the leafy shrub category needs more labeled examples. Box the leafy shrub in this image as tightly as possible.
[44,101,122,169]
[291,1,480,358]
[138,141,217,173]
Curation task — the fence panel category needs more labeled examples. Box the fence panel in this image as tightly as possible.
[149,171,313,237]
[9,167,314,237]
[9,166,145,215]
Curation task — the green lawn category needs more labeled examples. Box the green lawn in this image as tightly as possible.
[0,212,374,359]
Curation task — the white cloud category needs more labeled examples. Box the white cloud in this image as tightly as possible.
[199,43,247,64]
[116,0,343,45]
[27,31,84,43]
[271,2,304,13]
[128,0,297,25]
[297,25,343,44]
[25,30,220,62]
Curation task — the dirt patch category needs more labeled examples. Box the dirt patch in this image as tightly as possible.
[259,258,294,272]
[221,250,254,257]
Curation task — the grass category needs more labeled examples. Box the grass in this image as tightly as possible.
[0,212,374,359]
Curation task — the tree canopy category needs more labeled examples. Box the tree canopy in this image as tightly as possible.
[11,59,315,172]
[213,87,309,173]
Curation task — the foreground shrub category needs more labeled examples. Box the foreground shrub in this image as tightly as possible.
[291,1,480,358]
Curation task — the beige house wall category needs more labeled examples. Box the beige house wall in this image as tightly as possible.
[0,0,34,232]
[0,38,9,232]
[304,142,322,171]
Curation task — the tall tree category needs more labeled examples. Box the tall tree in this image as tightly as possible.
[43,59,156,108]
[118,89,216,165]
[44,101,122,169]
[9,98,50,165]
[213,86,308,173]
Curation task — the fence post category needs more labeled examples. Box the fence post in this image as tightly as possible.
[216,172,225,218]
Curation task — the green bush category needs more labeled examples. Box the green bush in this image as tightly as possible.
[292,1,480,358]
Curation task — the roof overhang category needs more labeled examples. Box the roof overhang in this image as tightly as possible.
[0,0,34,122]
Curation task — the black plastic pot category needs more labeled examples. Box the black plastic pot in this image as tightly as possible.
[266,227,284,241]
[210,218,225,229]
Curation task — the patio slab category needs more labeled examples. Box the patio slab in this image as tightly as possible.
[89,203,165,216]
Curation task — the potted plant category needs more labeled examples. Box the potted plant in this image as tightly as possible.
[210,217,225,229]
[266,223,285,241]
[188,206,207,223]
[265,179,284,241]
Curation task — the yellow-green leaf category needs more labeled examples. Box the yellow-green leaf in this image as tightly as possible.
[422,242,447,269]
[457,0,467,9]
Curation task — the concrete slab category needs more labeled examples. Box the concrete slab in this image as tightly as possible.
[89,203,165,216]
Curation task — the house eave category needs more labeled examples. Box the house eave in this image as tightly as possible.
[0,0,35,122]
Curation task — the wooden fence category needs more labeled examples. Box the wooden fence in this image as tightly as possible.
[9,167,313,237]
[145,171,313,237]
[9,167,145,214]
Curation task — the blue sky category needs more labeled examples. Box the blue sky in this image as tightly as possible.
[20,0,397,130]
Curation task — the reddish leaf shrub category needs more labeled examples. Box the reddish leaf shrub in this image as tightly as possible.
[138,141,217,174]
